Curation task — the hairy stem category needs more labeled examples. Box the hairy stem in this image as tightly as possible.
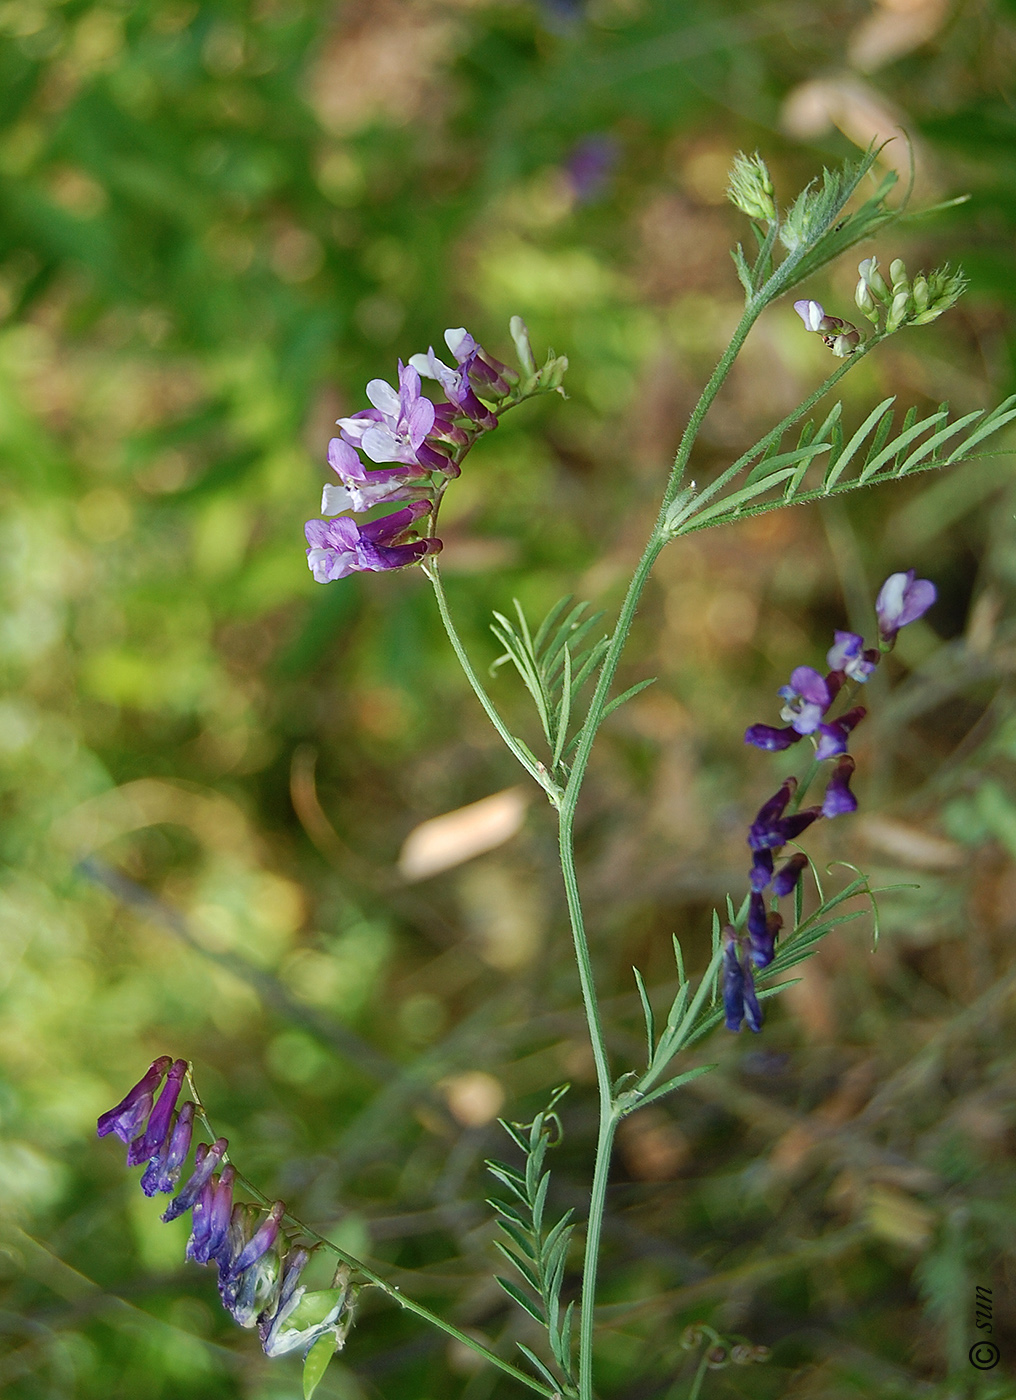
[424,560,560,804]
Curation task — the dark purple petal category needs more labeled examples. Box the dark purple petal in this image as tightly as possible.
[780,808,821,843]
[749,848,773,891]
[722,932,748,1032]
[748,778,797,850]
[163,1138,228,1222]
[745,723,801,751]
[127,1058,187,1167]
[97,1057,173,1144]
[772,853,808,899]
[359,501,430,545]
[184,1178,215,1262]
[747,893,781,968]
[722,928,763,1033]
[822,755,858,818]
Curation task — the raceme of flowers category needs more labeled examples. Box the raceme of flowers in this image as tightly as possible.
[793,255,966,358]
[722,570,936,1033]
[97,1058,355,1359]
[305,322,565,584]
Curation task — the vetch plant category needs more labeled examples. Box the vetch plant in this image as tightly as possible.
[99,148,1016,1399]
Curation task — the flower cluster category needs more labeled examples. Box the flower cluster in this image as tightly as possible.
[305,320,567,583]
[98,1058,355,1359]
[723,570,936,1032]
[856,256,967,332]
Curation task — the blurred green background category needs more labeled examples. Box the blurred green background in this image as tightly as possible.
[2,0,1016,1396]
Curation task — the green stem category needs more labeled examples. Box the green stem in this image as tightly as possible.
[185,1078,556,1399]
[424,560,560,805]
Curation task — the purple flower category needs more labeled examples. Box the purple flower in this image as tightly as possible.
[163,1137,229,1222]
[186,1164,235,1265]
[815,704,867,761]
[220,1206,284,1328]
[778,666,833,735]
[564,134,618,203]
[876,569,936,647]
[140,1100,195,1197]
[744,722,802,751]
[722,927,763,1033]
[337,362,449,470]
[827,630,878,683]
[747,891,782,968]
[321,437,430,516]
[97,1056,173,1144]
[305,501,440,583]
[771,852,808,899]
[822,755,858,818]
[749,847,774,891]
[222,1200,285,1283]
[127,1058,187,1167]
[748,778,820,852]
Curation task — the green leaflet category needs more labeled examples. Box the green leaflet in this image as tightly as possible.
[490,596,608,780]
[486,1089,578,1395]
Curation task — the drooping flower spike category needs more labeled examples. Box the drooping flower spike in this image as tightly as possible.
[734,570,936,1029]
[98,1060,354,1362]
[305,319,567,587]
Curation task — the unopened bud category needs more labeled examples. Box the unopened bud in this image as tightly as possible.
[726,151,776,223]
[889,258,909,292]
[541,354,569,390]
[509,316,536,375]
[854,278,879,323]
[886,288,912,332]
[911,273,930,311]
[858,257,889,300]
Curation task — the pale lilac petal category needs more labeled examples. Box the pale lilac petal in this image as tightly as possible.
[444,327,478,362]
[365,379,401,418]
[794,299,825,332]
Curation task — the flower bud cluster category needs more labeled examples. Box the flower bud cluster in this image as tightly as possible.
[724,570,935,1032]
[98,1059,355,1359]
[726,151,776,223]
[855,257,967,332]
[305,320,566,584]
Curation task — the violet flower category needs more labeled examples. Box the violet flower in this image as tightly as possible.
[140,1100,195,1197]
[321,437,429,516]
[827,630,878,683]
[748,778,820,852]
[96,1056,172,1144]
[163,1137,229,1221]
[722,927,763,1032]
[815,704,866,761]
[778,666,837,735]
[822,754,858,818]
[305,502,440,583]
[186,1164,235,1265]
[337,362,450,471]
[747,891,782,968]
[876,569,936,648]
[127,1058,187,1167]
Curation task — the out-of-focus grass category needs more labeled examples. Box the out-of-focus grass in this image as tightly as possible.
[1,1,1015,1397]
